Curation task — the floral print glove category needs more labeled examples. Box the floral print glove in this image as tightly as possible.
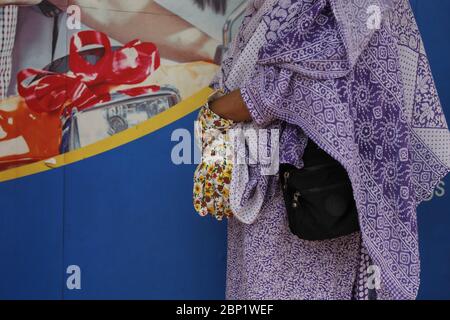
[193,104,235,220]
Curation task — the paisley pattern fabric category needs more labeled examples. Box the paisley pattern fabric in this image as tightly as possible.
[212,0,450,300]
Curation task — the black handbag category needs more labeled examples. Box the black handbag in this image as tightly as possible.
[280,139,360,241]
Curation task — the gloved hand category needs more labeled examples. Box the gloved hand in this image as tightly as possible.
[193,104,235,220]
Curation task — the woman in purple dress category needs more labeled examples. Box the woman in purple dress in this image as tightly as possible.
[193,0,450,300]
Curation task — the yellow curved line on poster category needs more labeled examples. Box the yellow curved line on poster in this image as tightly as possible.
[0,87,213,184]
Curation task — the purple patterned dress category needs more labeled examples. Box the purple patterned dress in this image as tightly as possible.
[212,0,450,300]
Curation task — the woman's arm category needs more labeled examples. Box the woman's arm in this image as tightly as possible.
[49,0,220,63]
[209,89,252,123]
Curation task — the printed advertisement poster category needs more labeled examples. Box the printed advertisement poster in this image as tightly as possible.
[0,0,246,171]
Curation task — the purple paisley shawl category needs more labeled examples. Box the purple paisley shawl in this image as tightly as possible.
[211,0,450,300]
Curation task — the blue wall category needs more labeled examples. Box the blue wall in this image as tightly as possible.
[412,0,450,300]
[0,112,227,300]
[0,0,449,300]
